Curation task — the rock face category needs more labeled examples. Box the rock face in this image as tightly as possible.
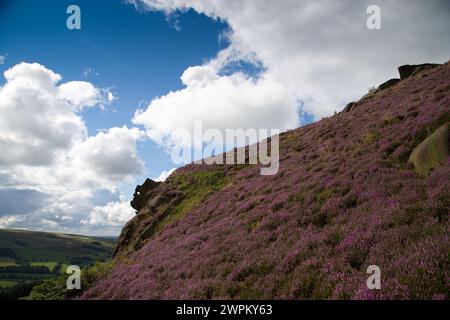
[409,122,450,176]
[398,63,440,80]
[343,101,356,113]
[113,178,163,256]
[114,180,185,257]
[84,62,450,300]
[130,178,160,211]
[377,78,400,91]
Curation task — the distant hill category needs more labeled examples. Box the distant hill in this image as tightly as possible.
[0,228,116,290]
[82,61,449,300]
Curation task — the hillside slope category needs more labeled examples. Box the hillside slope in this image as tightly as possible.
[0,228,115,291]
[0,229,115,266]
[82,62,449,300]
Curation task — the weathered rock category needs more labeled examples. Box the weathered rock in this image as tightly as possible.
[130,178,160,211]
[343,101,357,113]
[378,78,400,91]
[147,194,163,211]
[408,122,450,176]
[114,187,186,257]
[146,190,186,212]
[398,63,440,80]
[112,218,137,257]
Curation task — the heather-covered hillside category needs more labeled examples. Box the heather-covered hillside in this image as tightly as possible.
[82,62,449,300]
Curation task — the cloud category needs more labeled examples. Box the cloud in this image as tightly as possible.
[82,67,99,77]
[0,215,24,229]
[132,0,450,150]
[4,62,62,87]
[0,55,5,65]
[81,194,135,227]
[0,63,109,167]
[0,62,144,234]
[58,81,106,111]
[41,218,58,229]
[133,68,298,148]
[153,168,177,182]
[71,126,145,182]
[107,90,117,103]
[0,189,49,216]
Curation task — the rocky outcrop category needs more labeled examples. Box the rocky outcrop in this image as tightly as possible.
[114,180,186,257]
[344,63,443,114]
[130,178,160,211]
[398,63,440,80]
[377,78,400,91]
[409,122,450,176]
[343,101,357,113]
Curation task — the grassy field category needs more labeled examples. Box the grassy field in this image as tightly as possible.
[0,229,116,290]
[0,257,17,267]
[0,280,17,288]
[0,229,116,263]
[30,261,58,271]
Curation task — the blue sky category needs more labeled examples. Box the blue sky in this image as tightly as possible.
[0,0,448,235]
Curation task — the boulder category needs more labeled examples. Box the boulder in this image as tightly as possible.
[343,102,357,113]
[377,78,400,91]
[408,122,450,176]
[398,63,440,80]
[130,178,160,211]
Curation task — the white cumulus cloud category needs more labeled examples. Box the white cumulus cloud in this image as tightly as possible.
[153,168,177,182]
[58,81,106,111]
[70,126,145,183]
[81,194,134,227]
[0,63,87,166]
[0,62,144,234]
[133,69,298,148]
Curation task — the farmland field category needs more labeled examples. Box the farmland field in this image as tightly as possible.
[0,257,17,267]
[0,228,116,294]
[30,262,58,271]
[0,280,17,288]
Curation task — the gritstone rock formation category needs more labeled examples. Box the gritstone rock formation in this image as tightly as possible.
[409,122,450,176]
[398,63,441,80]
[130,178,160,211]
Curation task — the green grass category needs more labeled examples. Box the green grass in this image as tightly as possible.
[26,261,115,300]
[155,169,230,234]
[0,257,17,267]
[0,272,56,277]
[0,280,18,288]
[0,229,117,296]
[30,261,58,271]
[0,273,54,281]
[0,228,116,265]
[0,229,116,290]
